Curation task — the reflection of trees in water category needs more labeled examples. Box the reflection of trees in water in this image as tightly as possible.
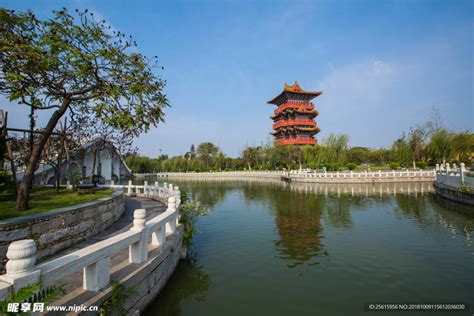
[144,257,211,316]
[393,193,474,246]
[173,180,229,208]
[429,196,474,246]
[324,195,354,229]
[394,194,431,223]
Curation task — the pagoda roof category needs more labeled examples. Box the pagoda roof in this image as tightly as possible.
[267,82,322,105]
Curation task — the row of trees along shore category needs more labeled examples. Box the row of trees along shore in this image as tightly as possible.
[125,117,473,174]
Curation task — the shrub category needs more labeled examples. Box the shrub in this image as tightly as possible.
[389,162,400,170]
[416,161,427,169]
[179,190,208,248]
[346,163,357,170]
[322,163,341,171]
[0,168,12,192]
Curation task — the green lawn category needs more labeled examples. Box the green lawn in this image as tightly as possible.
[0,188,113,221]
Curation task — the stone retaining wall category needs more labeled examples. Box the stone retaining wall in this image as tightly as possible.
[433,182,474,206]
[0,191,125,273]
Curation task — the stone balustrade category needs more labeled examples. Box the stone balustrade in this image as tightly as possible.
[0,182,181,300]
[142,169,435,183]
[435,163,474,188]
[434,163,474,206]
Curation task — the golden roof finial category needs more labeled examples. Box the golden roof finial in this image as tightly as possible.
[284,81,302,92]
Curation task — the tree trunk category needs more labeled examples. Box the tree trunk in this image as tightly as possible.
[5,135,18,196]
[90,148,97,183]
[55,154,62,191]
[15,100,70,210]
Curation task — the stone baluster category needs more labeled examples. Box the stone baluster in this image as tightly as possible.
[174,186,181,208]
[110,180,114,187]
[460,163,465,184]
[151,223,166,247]
[0,240,41,290]
[445,163,450,184]
[129,209,148,264]
[66,180,72,190]
[128,180,132,195]
[144,181,148,196]
[84,256,110,291]
[174,186,181,225]
[166,197,177,234]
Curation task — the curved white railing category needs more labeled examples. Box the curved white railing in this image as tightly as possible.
[0,182,181,298]
[435,163,474,188]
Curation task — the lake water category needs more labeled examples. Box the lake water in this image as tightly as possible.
[143,180,473,316]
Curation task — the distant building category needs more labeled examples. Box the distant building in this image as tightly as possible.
[16,139,132,185]
[267,82,322,145]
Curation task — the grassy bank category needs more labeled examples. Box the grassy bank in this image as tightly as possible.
[0,188,113,220]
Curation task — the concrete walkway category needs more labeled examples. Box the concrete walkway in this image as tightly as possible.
[41,196,167,314]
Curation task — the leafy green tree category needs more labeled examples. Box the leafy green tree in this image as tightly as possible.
[348,147,370,164]
[0,9,169,210]
[391,135,412,167]
[451,131,474,164]
[196,142,219,169]
[408,126,426,169]
[427,129,452,165]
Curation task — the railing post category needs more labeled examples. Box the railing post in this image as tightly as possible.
[174,186,181,225]
[144,181,148,196]
[446,163,450,184]
[166,197,177,234]
[128,180,132,195]
[83,256,110,291]
[66,180,72,190]
[110,180,114,187]
[0,240,40,290]
[460,163,465,184]
[129,209,148,264]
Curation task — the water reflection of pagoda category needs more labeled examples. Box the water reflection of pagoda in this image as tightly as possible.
[267,82,322,145]
[271,191,326,268]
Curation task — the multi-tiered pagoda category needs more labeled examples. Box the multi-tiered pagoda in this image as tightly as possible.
[267,82,322,145]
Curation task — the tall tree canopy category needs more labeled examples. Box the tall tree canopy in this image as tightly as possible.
[0,8,169,209]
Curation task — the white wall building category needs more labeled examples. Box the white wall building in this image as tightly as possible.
[22,139,132,185]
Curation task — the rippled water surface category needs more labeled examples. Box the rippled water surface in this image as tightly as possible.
[143,180,474,316]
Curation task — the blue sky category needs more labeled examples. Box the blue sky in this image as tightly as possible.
[1,0,473,157]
